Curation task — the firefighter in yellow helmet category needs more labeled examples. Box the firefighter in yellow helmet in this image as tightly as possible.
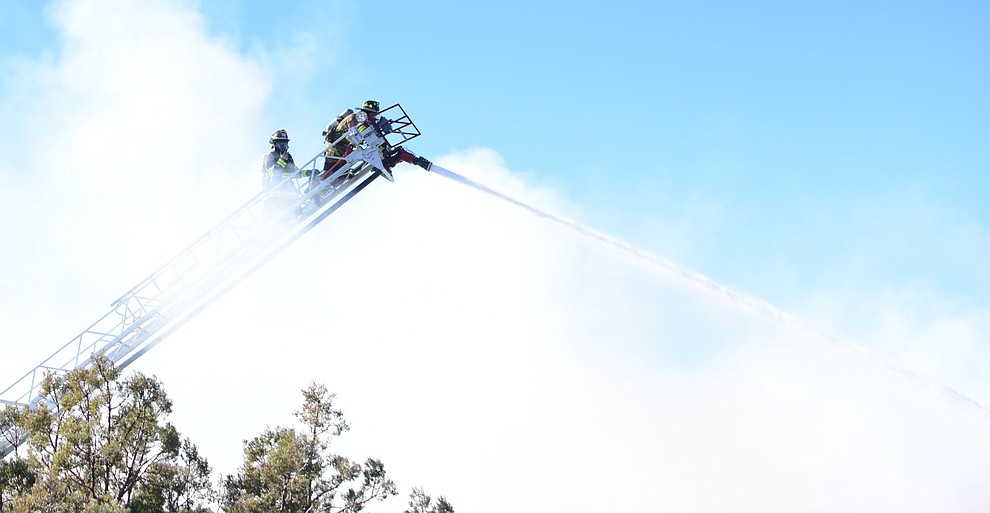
[320,100,431,183]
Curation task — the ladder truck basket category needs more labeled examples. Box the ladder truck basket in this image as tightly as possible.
[376,103,421,148]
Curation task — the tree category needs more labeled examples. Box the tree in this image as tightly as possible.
[0,407,34,512]
[0,457,35,513]
[222,383,398,512]
[128,439,214,513]
[5,365,455,512]
[2,353,213,512]
[404,487,455,513]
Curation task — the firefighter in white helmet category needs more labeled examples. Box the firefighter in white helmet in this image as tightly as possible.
[261,129,311,214]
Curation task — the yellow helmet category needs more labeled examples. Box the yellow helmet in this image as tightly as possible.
[361,100,380,113]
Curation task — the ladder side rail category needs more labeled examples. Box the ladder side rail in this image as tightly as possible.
[85,157,356,369]
[1,200,284,450]
[110,147,327,308]
[111,193,269,306]
[0,307,133,405]
[2,131,396,459]
[92,205,302,363]
[109,149,328,312]
[1,213,269,408]
[0,191,292,442]
[1,157,326,409]
[97,163,376,374]
[117,166,381,371]
[110,191,267,304]
[2,144,362,406]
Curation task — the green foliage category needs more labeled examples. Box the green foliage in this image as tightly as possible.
[404,487,455,513]
[0,406,26,456]
[128,438,214,513]
[1,406,34,512]
[222,383,399,513]
[0,457,35,513]
[4,366,455,512]
[0,354,212,512]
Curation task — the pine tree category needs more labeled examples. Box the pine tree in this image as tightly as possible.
[221,383,398,512]
[1,354,212,512]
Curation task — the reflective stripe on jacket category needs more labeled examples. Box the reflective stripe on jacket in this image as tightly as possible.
[261,150,304,191]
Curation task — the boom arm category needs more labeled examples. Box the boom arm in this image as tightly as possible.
[0,105,422,457]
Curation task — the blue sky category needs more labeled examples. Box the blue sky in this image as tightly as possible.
[233,0,988,306]
[5,0,985,311]
[2,0,989,510]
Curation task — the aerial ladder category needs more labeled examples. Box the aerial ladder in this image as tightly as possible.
[0,104,427,458]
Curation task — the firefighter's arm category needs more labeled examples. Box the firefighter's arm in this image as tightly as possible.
[392,147,432,171]
[280,153,301,176]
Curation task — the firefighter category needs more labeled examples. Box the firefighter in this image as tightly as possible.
[320,100,431,183]
[261,129,310,214]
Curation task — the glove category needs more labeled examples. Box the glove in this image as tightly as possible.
[413,155,431,170]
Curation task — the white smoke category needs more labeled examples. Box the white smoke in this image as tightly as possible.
[144,149,990,512]
[1,1,988,512]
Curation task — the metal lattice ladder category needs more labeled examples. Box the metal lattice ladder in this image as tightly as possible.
[0,104,423,457]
